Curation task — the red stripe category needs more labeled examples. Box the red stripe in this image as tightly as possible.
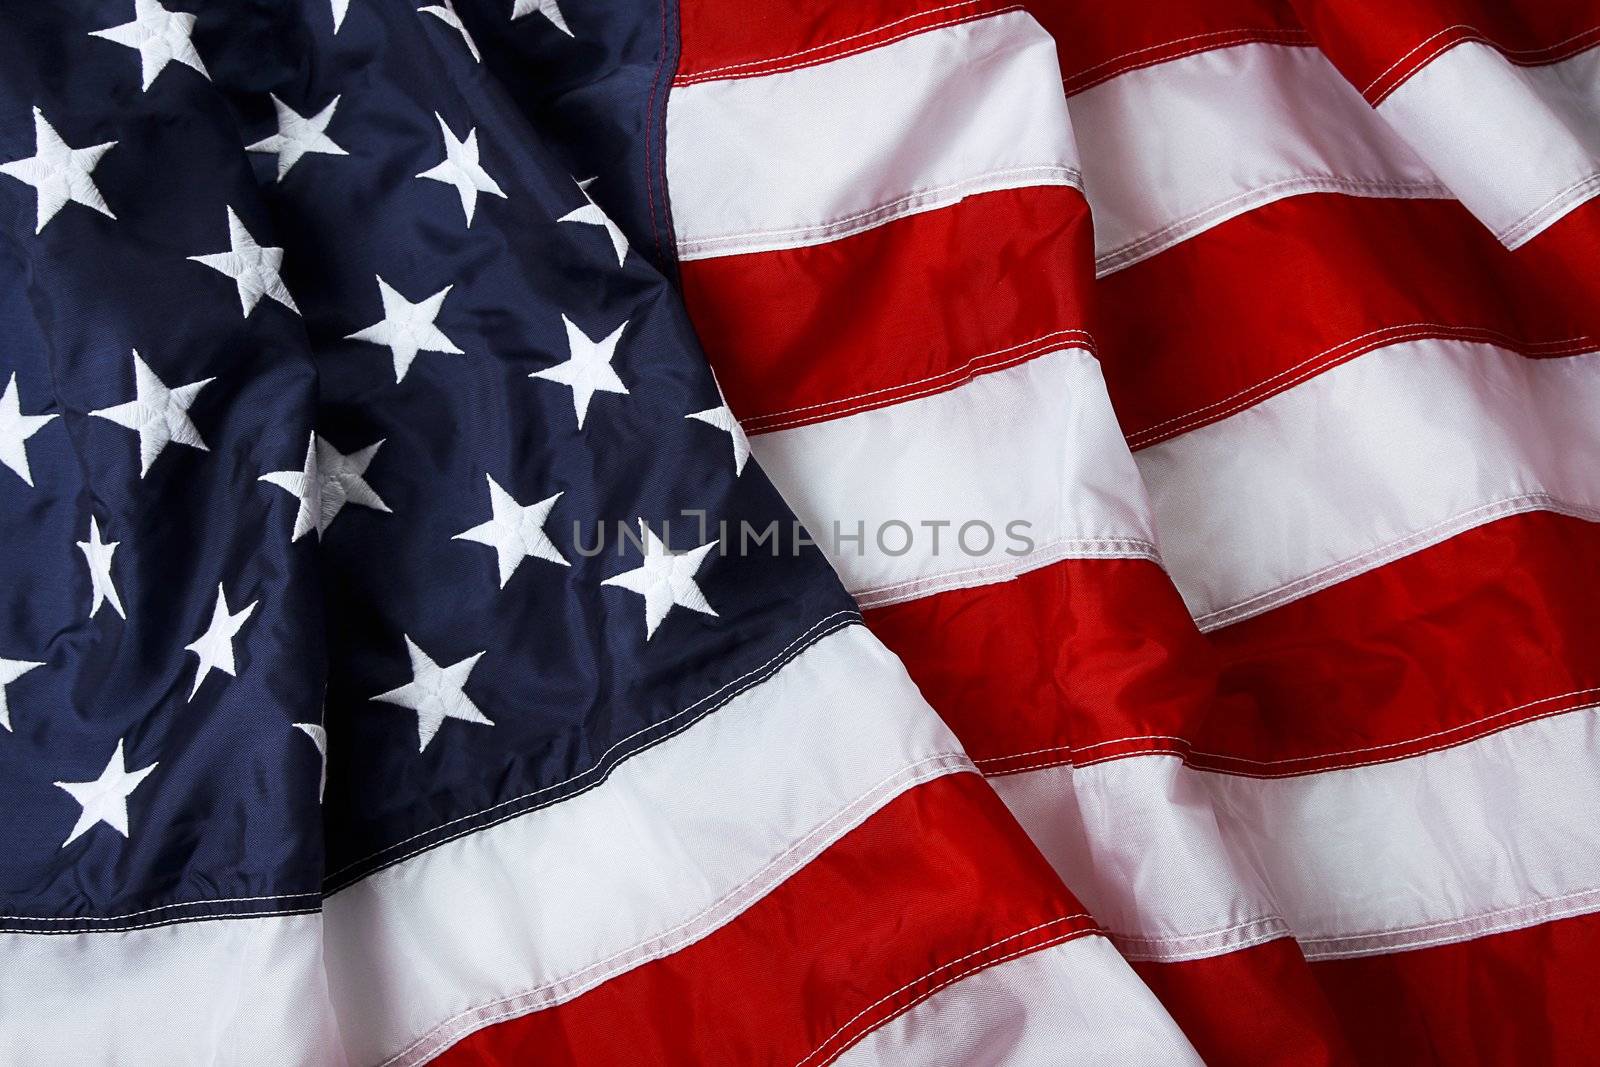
[433,773,1097,1066]
[1287,0,1600,103]
[1132,938,1353,1066]
[675,0,1311,92]
[863,558,1220,774]
[681,186,1093,433]
[1313,910,1600,1065]
[1096,194,1600,450]
[866,513,1600,777]
[675,0,1017,84]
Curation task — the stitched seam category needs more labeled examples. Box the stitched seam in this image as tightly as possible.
[1366,23,1600,101]
[1127,326,1600,448]
[0,891,319,925]
[644,0,669,259]
[672,4,1017,85]
[0,906,321,937]
[1114,915,1289,947]
[325,611,860,888]
[379,753,976,1067]
[1195,494,1600,630]
[676,0,1009,84]
[1064,31,1315,96]
[1496,171,1600,247]
[794,917,1094,1067]
[807,930,1096,1067]
[1096,176,1449,276]
[1115,923,1290,962]
[679,166,1081,256]
[981,701,1600,781]
[743,328,1091,426]
[854,537,1160,609]
[749,339,1073,433]
[1301,885,1600,950]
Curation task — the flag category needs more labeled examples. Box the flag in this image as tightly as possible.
[3,0,1599,1063]
[666,0,1600,1061]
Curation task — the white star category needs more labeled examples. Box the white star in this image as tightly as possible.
[184,583,257,699]
[416,113,505,226]
[686,404,750,476]
[313,436,391,534]
[259,433,320,541]
[421,0,481,61]
[345,275,463,382]
[76,516,126,621]
[293,722,328,801]
[89,0,208,92]
[247,94,346,181]
[371,636,493,752]
[453,475,567,587]
[0,373,58,487]
[558,177,628,265]
[0,108,117,235]
[331,0,350,32]
[602,522,719,639]
[54,739,157,849]
[0,657,44,732]
[511,0,572,36]
[530,315,628,429]
[89,350,211,476]
[187,206,298,317]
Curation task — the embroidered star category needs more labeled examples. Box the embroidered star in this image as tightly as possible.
[55,739,157,849]
[686,404,750,476]
[247,94,346,181]
[0,373,58,487]
[346,276,463,382]
[89,350,211,476]
[421,0,481,61]
[602,522,719,639]
[371,636,493,752]
[530,315,628,429]
[293,722,328,801]
[0,108,117,235]
[0,657,44,732]
[89,0,209,92]
[558,177,628,265]
[187,206,298,317]
[310,436,390,533]
[453,475,567,587]
[416,113,505,226]
[511,0,572,36]
[184,583,256,699]
[259,433,320,541]
[76,516,126,620]
[331,0,350,32]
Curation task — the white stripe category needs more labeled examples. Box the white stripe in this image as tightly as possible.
[1070,42,1448,275]
[834,935,1204,1067]
[666,10,1079,260]
[0,912,342,1066]
[321,624,973,1067]
[993,707,1600,962]
[1377,42,1600,247]
[748,349,1157,607]
[1134,338,1600,629]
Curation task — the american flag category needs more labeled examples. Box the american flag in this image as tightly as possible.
[2,0,1598,1063]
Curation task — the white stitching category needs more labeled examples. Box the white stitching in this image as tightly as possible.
[678,166,1082,259]
[1299,884,1600,960]
[853,536,1160,611]
[0,891,319,925]
[677,0,1010,83]
[1127,326,1598,448]
[378,753,978,1067]
[0,906,321,937]
[1496,171,1600,249]
[743,328,1092,427]
[1194,494,1600,632]
[325,611,860,887]
[1095,175,1451,277]
[1365,23,1600,99]
[794,916,1094,1067]
[1064,31,1315,96]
